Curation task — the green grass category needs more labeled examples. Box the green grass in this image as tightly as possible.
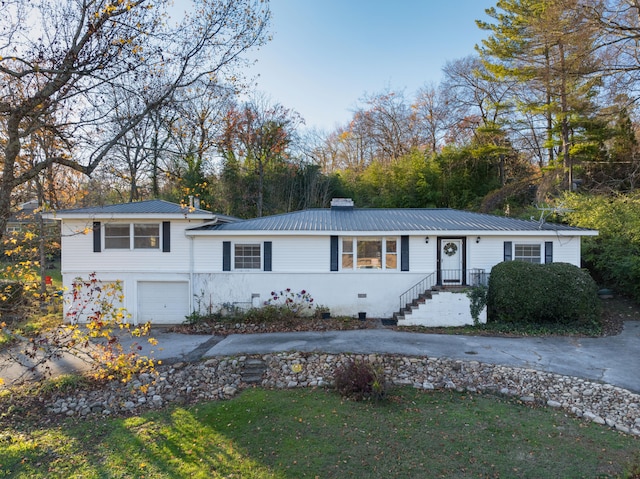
[1,388,638,478]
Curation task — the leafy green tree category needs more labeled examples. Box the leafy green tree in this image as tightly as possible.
[561,192,640,300]
[435,145,503,209]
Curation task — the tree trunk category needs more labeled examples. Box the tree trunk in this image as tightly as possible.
[257,159,264,217]
[558,41,572,189]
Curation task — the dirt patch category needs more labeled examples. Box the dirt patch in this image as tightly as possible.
[599,295,640,336]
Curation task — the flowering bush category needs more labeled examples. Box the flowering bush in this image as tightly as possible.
[0,273,158,388]
[264,289,314,316]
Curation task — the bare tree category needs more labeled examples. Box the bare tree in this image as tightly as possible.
[413,82,449,155]
[351,89,421,163]
[0,0,270,239]
[219,96,302,216]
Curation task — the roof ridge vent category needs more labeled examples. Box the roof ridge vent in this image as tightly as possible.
[330,198,354,210]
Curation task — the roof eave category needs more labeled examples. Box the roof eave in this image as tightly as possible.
[45,212,216,221]
[185,228,599,236]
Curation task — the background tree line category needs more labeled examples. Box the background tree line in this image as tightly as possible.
[4,0,640,224]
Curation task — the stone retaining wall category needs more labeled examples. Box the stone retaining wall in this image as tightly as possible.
[46,353,640,436]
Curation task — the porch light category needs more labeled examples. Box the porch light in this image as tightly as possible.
[425,236,429,244]
[476,236,481,243]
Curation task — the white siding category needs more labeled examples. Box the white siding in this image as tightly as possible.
[193,234,442,274]
[60,219,197,273]
[192,235,331,273]
[59,215,586,323]
[192,272,428,319]
[467,235,583,272]
[409,236,437,272]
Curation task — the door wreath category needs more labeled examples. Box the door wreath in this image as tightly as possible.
[443,242,458,256]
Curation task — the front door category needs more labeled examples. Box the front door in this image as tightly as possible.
[439,239,463,285]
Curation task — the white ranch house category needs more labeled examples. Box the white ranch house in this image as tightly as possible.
[49,198,598,327]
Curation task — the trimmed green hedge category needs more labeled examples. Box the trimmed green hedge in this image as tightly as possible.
[487,261,600,326]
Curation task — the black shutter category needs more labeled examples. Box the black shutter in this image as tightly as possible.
[93,221,101,252]
[400,235,409,271]
[504,241,512,261]
[264,241,272,271]
[223,241,231,271]
[330,236,339,271]
[545,241,553,264]
[162,221,171,252]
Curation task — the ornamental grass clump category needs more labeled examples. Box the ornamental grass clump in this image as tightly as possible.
[333,359,387,401]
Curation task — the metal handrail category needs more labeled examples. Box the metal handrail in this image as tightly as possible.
[398,269,488,313]
[399,272,437,312]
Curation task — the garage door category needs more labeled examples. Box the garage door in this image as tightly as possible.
[138,281,190,324]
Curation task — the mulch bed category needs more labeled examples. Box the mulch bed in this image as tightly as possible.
[170,296,637,338]
[169,316,379,335]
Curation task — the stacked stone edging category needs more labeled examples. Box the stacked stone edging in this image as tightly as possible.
[45,352,640,436]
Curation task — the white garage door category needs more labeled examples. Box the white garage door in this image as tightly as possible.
[138,281,190,324]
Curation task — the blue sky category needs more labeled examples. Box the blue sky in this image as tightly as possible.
[246,1,493,131]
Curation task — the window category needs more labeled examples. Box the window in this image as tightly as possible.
[234,244,261,269]
[104,223,160,250]
[514,244,541,263]
[386,239,397,269]
[357,238,381,269]
[341,237,354,269]
[105,224,130,249]
[134,223,159,249]
[340,237,398,270]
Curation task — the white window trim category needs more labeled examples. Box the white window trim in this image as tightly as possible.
[104,223,161,251]
[339,236,399,271]
[514,242,542,264]
[233,242,262,271]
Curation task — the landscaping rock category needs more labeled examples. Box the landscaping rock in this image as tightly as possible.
[17,352,640,437]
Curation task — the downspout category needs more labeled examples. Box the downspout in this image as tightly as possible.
[189,234,194,315]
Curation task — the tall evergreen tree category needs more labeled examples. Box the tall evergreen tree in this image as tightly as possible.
[477,0,602,188]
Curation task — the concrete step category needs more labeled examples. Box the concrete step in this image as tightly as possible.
[242,358,267,384]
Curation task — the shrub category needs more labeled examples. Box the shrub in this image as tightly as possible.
[244,304,297,323]
[333,359,386,401]
[264,289,314,316]
[487,261,601,327]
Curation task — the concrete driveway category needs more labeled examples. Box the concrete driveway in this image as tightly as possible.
[206,321,640,393]
[2,322,639,393]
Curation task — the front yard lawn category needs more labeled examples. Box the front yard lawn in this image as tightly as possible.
[1,387,638,478]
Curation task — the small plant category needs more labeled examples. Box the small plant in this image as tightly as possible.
[333,358,386,401]
[466,284,488,326]
[40,374,89,394]
[218,302,243,318]
[184,310,208,325]
[315,304,330,319]
[244,304,296,323]
[264,289,314,316]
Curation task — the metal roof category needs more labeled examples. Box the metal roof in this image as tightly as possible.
[187,208,596,234]
[49,200,219,218]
